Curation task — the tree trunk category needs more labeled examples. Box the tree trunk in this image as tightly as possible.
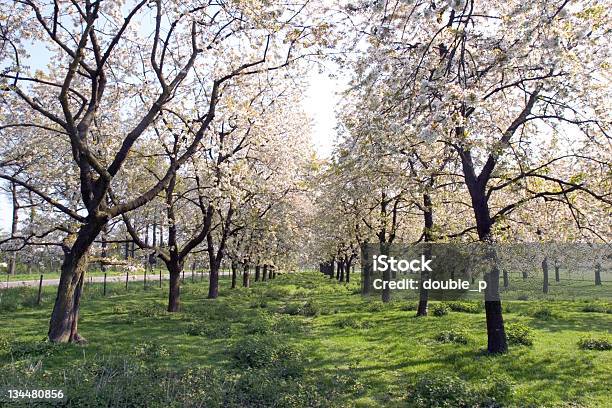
[124,237,129,260]
[458,141,510,353]
[208,260,220,299]
[416,251,430,316]
[255,265,261,282]
[554,263,560,282]
[503,269,509,289]
[595,263,602,286]
[417,193,433,316]
[168,265,181,312]
[243,264,250,287]
[262,264,268,281]
[361,253,371,295]
[345,258,351,283]
[231,261,238,289]
[469,183,507,353]
[100,233,108,273]
[206,220,226,299]
[485,297,506,352]
[48,221,104,343]
[7,253,17,275]
[381,243,391,303]
[339,260,346,282]
[8,182,18,275]
[381,268,391,302]
[542,257,549,294]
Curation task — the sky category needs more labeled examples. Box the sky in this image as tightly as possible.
[304,70,342,159]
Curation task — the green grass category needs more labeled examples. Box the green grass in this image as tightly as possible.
[0,272,610,407]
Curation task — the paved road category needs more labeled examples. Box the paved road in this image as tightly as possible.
[1,270,221,289]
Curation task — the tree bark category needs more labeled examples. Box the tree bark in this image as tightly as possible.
[464,166,507,354]
[416,258,430,316]
[231,261,238,289]
[503,269,509,289]
[346,264,351,283]
[484,295,506,351]
[48,221,105,343]
[208,258,221,299]
[167,263,182,312]
[345,258,351,283]
[595,263,602,286]
[160,223,164,247]
[381,243,391,303]
[542,257,549,294]
[417,193,433,317]
[255,265,261,282]
[205,204,230,299]
[554,262,560,282]
[361,253,372,295]
[243,263,250,287]
[482,254,507,353]
[482,255,506,353]
[8,254,17,275]
[262,264,268,281]
[100,232,108,273]
[8,182,18,275]
[124,237,129,260]
[206,222,225,299]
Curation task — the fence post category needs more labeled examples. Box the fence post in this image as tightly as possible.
[36,274,43,305]
[103,273,107,296]
[125,271,129,290]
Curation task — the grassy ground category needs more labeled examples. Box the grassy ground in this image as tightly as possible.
[0,272,610,407]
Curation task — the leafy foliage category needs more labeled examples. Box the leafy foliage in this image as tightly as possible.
[506,323,534,346]
[446,301,482,314]
[231,336,304,378]
[405,373,513,408]
[578,337,611,351]
[431,303,450,317]
[435,329,470,344]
